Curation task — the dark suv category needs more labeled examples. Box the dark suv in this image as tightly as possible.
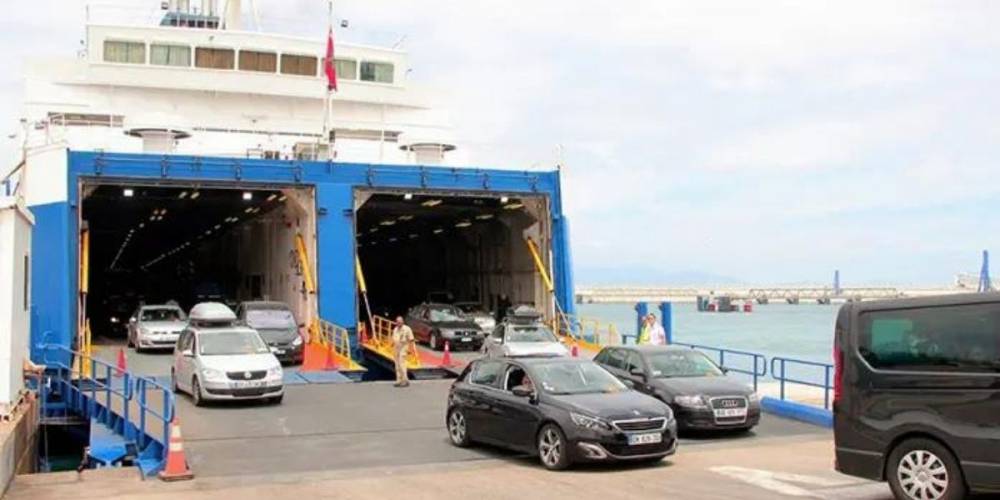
[833,294,1000,500]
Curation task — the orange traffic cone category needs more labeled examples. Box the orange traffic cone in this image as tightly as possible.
[158,416,194,481]
[115,347,127,377]
[571,343,579,358]
[441,341,452,367]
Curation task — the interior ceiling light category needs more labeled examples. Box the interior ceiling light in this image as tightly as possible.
[433,228,444,234]
[503,202,524,210]
[409,234,418,239]
[266,193,277,202]
[161,208,168,215]
[138,223,145,229]
[252,207,261,213]
[214,224,221,230]
[278,194,287,202]
[476,214,494,220]
[369,227,378,233]
[389,237,398,242]
[398,215,414,221]
[148,215,155,221]
[380,219,396,226]
[500,196,509,203]
[403,193,413,200]
[244,207,253,213]
[123,188,134,197]
[455,221,472,228]
[421,199,442,207]
[243,191,253,201]
[190,191,201,200]
[178,191,188,199]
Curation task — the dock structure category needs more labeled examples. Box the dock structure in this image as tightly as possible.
[575,285,968,304]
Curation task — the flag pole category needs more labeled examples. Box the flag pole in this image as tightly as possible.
[322,0,334,160]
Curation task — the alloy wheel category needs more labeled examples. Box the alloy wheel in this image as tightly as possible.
[897,449,948,500]
[448,411,466,444]
[538,428,562,468]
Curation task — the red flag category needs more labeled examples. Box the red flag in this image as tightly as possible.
[324,27,337,92]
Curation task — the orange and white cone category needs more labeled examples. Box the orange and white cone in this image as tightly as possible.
[571,343,579,357]
[441,341,452,367]
[115,347,127,377]
[158,416,194,481]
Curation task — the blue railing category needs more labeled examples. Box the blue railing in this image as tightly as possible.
[673,341,768,391]
[39,344,175,474]
[770,356,834,410]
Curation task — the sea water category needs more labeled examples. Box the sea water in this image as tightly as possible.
[576,302,839,363]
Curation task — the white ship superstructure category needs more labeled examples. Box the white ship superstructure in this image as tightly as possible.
[17,0,457,164]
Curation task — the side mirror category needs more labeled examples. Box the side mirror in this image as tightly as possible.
[621,379,636,389]
[181,349,194,358]
[512,386,536,402]
[629,367,646,379]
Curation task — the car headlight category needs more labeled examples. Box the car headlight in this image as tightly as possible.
[570,412,611,431]
[747,392,760,404]
[673,395,708,408]
[268,366,283,378]
[292,336,303,346]
[202,368,226,382]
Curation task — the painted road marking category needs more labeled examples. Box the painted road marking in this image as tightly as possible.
[710,466,859,498]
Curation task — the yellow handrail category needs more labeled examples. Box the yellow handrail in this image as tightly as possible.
[295,233,315,294]
[310,317,364,371]
[369,315,422,368]
[553,313,620,351]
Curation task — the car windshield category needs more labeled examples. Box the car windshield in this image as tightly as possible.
[141,308,184,322]
[647,351,724,378]
[199,331,270,356]
[428,306,462,322]
[533,362,628,395]
[246,308,296,329]
[507,326,558,343]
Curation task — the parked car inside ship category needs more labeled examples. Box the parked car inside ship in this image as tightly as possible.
[454,301,497,333]
[594,345,760,432]
[172,302,283,406]
[483,319,569,358]
[127,303,187,352]
[446,357,677,470]
[405,303,485,351]
[236,301,304,364]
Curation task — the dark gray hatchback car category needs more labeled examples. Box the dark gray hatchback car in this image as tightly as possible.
[833,293,1000,500]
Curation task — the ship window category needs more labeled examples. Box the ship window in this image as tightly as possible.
[150,44,191,67]
[195,47,235,70]
[103,40,146,64]
[334,58,357,80]
[360,61,393,83]
[239,50,277,72]
[280,54,318,76]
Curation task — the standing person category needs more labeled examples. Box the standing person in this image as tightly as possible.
[638,314,652,344]
[496,294,512,322]
[647,313,667,345]
[392,316,416,387]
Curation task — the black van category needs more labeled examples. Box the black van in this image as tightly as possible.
[833,294,1000,500]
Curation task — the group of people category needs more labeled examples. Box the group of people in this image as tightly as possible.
[638,313,668,345]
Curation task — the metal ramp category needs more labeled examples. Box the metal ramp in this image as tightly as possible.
[301,318,367,380]
[360,316,459,379]
[38,344,175,477]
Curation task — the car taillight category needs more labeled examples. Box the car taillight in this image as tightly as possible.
[833,341,844,405]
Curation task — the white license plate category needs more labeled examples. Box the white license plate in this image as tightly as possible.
[627,432,662,446]
[274,349,286,355]
[233,380,266,389]
[460,337,472,342]
[713,408,747,418]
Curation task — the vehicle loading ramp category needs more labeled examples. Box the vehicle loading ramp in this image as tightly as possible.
[360,316,463,379]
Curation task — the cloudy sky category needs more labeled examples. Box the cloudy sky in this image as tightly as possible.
[3,1,1000,286]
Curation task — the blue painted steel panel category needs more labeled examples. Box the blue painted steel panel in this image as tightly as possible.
[29,151,574,357]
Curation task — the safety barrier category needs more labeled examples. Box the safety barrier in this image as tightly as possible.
[673,342,768,391]
[366,315,422,368]
[554,313,619,352]
[39,344,175,475]
[770,356,835,410]
[311,318,365,371]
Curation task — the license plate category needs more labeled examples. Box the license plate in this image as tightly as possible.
[233,380,266,389]
[713,408,747,418]
[274,349,286,355]
[627,432,662,446]
[460,337,472,342]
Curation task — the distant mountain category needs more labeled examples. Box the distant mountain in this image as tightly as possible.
[576,266,743,287]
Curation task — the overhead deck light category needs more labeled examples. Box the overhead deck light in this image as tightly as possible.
[278,194,287,202]
[503,202,524,210]
[369,227,378,233]
[190,191,201,200]
[214,224,221,230]
[421,199,443,207]
[403,193,413,200]
[476,214,494,220]
[123,188,134,197]
[389,237,398,242]
[433,228,444,234]
[380,219,396,226]
[266,193,277,202]
[500,196,509,203]
[244,207,253,214]
[178,191,188,199]
[409,234,418,239]
[243,191,253,201]
[398,215,414,221]
[455,221,472,228]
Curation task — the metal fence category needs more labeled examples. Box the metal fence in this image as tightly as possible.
[673,341,768,391]
[770,356,835,410]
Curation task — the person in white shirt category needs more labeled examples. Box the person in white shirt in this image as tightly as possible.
[646,313,667,345]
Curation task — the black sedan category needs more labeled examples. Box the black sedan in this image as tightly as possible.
[405,303,485,351]
[594,345,761,432]
[446,357,677,470]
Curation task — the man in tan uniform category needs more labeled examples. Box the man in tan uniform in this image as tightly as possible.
[392,316,416,387]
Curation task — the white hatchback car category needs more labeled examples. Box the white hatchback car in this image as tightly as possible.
[171,302,284,406]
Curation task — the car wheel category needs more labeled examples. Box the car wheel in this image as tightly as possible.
[127,333,133,348]
[537,424,570,470]
[191,377,205,407]
[430,332,440,351]
[887,438,966,500]
[447,409,471,447]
